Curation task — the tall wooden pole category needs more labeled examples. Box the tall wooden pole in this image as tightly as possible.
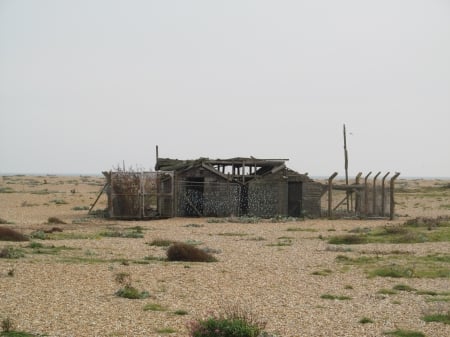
[355,172,362,215]
[343,124,349,212]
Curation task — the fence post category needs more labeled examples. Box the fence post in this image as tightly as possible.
[372,172,381,216]
[354,172,362,215]
[381,172,390,216]
[328,172,338,218]
[389,172,401,220]
[364,172,372,216]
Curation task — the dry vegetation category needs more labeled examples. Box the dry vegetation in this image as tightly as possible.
[0,175,450,337]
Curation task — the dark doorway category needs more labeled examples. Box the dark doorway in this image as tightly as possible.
[184,178,204,216]
[288,182,302,217]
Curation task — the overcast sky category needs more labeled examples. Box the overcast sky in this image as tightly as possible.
[1,0,449,177]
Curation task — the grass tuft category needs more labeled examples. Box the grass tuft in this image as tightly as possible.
[320,294,351,300]
[187,306,266,337]
[384,329,425,337]
[422,312,450,325]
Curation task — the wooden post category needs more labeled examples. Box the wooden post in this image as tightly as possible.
[381,172,390,216]
[389,172,401,220]
[364,172,372,216]
[328,172,338,218]
[372,171,381,216]
[343,124,350,212]
[354,172,362,214]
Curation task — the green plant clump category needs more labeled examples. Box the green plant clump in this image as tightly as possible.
[0,247,25,259]
[320,294,352,300]
[422,312,450,325]
[115,285,149,299]
[359,317,373,324]
[187,311,266,337]
[100,229,143,239]
[393,284,417,292]
[384,329,425,337]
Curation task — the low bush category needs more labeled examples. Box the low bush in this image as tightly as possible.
[0,247,25,259]
[115,285,149,299]
[187,307,266,337]
[0,227,28,242]
[114,272,149,299]
[167,242,217,262]
[359,317,373,324]
[29,231,47,240]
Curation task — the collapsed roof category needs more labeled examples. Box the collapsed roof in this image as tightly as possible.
[155,157,312,184]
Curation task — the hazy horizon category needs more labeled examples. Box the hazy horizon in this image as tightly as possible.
[1,1,449,177]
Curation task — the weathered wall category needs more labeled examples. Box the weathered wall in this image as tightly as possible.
[248,172,287,217]
[302,181,325,218]
[174,167,239,217]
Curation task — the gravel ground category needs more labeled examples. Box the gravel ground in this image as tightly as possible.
[0,175,449,337]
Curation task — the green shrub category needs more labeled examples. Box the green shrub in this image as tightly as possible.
[187,308,266,337]
[29,231,47,240]
[115,285,149,299]
[0,247,25,259]
[114,272,149,299]
[167,242,217,262]
[359,317,373,324]
[174,310,188,316]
